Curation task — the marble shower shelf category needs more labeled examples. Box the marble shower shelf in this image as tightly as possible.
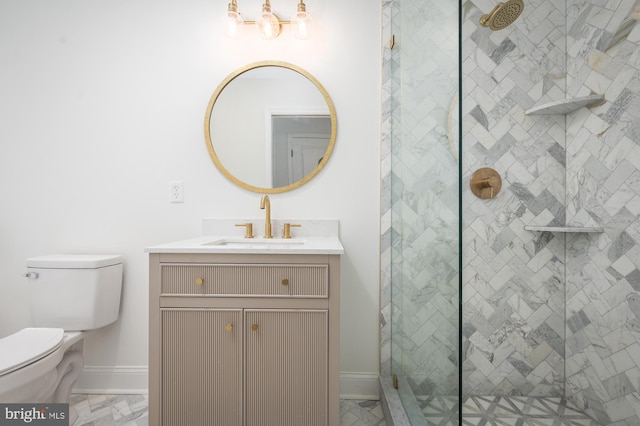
[525,95,604,115]
[524,225,604,233]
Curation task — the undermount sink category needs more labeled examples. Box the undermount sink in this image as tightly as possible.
[144,219,344,254]
[202,238,306,247]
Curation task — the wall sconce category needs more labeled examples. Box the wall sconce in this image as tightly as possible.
[225,0,312,40]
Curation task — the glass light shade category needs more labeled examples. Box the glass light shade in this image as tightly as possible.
[291,11,311,39]
[225,10,244,39]
[256,11,280,40]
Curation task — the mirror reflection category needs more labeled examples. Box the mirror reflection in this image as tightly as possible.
[204,61,336,193]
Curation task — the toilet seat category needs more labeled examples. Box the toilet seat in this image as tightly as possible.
[0,328,64,376]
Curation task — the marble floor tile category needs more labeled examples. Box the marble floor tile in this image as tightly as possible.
[69,394,599,425]
[416,395,599,425]
[69,394,387,426]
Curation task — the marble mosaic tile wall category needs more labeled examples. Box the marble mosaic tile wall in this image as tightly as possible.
[461,0,568,397]
[563,0,640,424]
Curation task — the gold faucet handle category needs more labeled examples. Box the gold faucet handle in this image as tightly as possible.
[235,223,254,238]
[283,223,301,239]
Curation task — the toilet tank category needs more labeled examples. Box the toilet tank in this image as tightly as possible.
[25,254,123,331]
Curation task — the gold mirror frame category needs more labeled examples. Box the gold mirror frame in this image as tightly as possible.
[204,61,337,194]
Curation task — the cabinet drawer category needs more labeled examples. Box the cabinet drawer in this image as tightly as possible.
[161,264,328,298]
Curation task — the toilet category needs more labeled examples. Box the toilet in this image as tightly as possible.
[0,254,123,424]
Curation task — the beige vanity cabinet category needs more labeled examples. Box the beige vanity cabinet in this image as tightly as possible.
[148,253,340,426]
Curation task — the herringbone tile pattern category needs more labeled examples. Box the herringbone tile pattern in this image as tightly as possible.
[461,0,568,398]
[563,0,640,424]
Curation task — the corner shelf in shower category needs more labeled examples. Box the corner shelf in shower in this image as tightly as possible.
[525,94,604,115]
[524,225,604,233]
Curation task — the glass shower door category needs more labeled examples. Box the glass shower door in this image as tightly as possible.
[389,0,461,423]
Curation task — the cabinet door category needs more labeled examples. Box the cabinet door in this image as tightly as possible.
[245,309,328,426]
[161,309,242,426]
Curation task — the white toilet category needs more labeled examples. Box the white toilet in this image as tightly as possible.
[0,254,123,423]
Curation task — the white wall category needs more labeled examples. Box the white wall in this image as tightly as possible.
[0,0,381,397]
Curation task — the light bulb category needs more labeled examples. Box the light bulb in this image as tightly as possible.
[291,1,311,39]
[256,1,280,40]
[225,1,244,39]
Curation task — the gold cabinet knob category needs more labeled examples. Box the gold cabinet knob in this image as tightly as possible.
[195,277,204,285]
[225,323,233,332]
[251,323,259,331]
[281,278,289,286]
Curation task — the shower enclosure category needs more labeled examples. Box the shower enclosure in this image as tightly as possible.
[381,0,640,424]
[381,0,461,423]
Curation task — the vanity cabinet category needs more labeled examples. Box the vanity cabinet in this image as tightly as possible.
[148,253,340,426]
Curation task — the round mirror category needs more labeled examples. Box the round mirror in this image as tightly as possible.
[204,61,337,193]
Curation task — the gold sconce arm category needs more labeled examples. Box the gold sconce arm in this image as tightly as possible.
[224,0,311,40]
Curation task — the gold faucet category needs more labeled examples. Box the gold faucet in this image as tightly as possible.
[259,195,273,238]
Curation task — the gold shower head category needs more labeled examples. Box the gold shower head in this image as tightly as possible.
[480,0,524,31]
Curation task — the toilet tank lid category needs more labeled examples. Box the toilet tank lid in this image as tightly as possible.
[26,254,123,269]
[0,328,64,376]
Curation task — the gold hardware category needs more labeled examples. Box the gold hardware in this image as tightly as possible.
[225,323,233,332]
[235,223,254,238]
[195,277,204,285]
[392,374,399,389]
[480,0,524,31]
[389,34,395,49]
[282,278,289,286]
[470,168,502,199]
[204,61,336,195]
[251,323,259,331]
[260,195,273,238]
[223,0,311,40]
[283,223,301,239]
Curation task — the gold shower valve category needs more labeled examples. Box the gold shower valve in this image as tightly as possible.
[470,168,502,199]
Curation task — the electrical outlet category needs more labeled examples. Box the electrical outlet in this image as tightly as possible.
[169,181,184,203]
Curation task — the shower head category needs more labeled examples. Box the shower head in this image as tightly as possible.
[480,0,524,31]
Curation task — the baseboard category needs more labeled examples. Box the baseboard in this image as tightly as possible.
[339,372,380,400]
[72,366,148,394]
[73,366,379,400]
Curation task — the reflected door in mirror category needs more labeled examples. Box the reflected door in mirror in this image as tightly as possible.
[271,115,331,187]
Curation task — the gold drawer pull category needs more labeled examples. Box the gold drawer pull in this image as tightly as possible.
[225,323,233,332]
[282,278,289,286]
[195,277,204,285]
[251,323,259,331]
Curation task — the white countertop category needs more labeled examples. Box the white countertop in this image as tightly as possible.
[146,219,344,255]
[145,235,344,255]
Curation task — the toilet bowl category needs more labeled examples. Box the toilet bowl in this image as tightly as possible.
[0,254,123,424]
[0,329,84,402]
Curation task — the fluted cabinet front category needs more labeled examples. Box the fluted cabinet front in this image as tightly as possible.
[245,309,328,426]
[161,309,242,426]
[148,252,340,426]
